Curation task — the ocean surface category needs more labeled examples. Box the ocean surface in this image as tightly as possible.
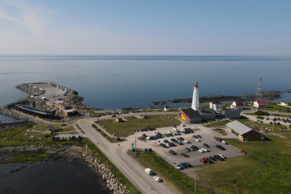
[0,56,291,109]
[0,158,109,194]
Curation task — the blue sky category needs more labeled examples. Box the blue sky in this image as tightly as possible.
[0,0,290,55]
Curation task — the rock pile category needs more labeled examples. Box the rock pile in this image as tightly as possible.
[82,147,129,194]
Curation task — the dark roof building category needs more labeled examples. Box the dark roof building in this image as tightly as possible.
[181,108,202,123]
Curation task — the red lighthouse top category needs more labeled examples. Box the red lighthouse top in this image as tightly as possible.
[194,81,198,88]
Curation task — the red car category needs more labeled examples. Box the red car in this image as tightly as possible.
[197,135,202,138]
[216,137,222,142]
[200,157,210,163]
[240,150,246,155]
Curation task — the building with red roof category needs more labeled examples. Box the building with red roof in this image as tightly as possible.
[253,100,267,108]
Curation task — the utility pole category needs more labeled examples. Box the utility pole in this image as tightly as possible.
[194,177,197,194]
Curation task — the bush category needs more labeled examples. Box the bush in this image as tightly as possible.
[256,116,264,119]
[44,134,51,138]
[255,110,270,116]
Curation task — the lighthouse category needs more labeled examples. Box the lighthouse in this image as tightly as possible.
[192,81,199,110]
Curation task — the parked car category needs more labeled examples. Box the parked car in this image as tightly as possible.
[183,162,193,168]
[196,135,202,138]
[190,145,199,151]
[216,145,226,150]
[240,150,246,154]
[154,176,162,182]
[185,147,191,152]
[203,143,210,148]
[183,139,191,144]
[169,150,177,155]
[218,154,227,160]
[144,168,153,175]
[181,153,189,157]
[198,148,208,153]
[200,157,210,163]
[216,137,222,142]
[194,138,201,142]
[172,163,183,170]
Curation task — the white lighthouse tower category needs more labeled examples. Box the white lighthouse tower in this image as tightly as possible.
[192,81,200,111]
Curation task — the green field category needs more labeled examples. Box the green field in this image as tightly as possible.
[91,124,123,143]
[98,115,180,136]
[261,101,291,113]
[205,119,230,127]
[195,133,291,193]
[213,128,227,136]
[128,149,207,194]
[237,119,288,133]
[1,151,63,164]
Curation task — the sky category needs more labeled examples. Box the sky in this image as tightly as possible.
[0,0,290,55]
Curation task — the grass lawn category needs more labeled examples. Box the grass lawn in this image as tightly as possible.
[261,101,291,113]
[205,119,230,127]
[236,119,289,133]
[33,123,62,131]
[87,110,103,117]
[98,115,180,136]
[91,124,124,143]
[1,151,63,164]
[213,128,227,136]
[195,133,291,193]
[128,149,207,194]
[61,125,76,132]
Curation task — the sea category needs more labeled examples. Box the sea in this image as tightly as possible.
[0,158,109,194]
[0,56,291,109]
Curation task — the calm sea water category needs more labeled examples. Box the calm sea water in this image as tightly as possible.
[0,158,109,194]
[0,56,291,109]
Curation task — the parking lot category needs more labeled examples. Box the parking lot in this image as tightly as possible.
[136,123,243,174]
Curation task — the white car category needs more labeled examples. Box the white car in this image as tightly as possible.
[156,140,162,145]
[222,140,227,144]
[173,128,179,132]
[167,130,172,133]
[154,176,162,182]
[218,154,226,159]
[198,148,208,153]
[153,132,158,135]
[172,163,183,170]
[194,138,201,142]
[144,168,153,175]
[165,143,170,147]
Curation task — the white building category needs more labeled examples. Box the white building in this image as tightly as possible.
[209,101,224,113]
[253,100,267,108]
[231,100,246,110]
[164,106,169,112]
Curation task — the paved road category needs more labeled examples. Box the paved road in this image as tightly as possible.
[76,119,176,194]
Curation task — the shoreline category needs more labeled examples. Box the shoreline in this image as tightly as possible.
[0,145,128,193]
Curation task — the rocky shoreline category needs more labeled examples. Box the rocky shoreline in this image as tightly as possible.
[153,90,282,105]
[82,146,129,194]
[0,146,129,194]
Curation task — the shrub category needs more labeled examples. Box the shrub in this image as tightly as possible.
[256,116,264,119]
[255,110,270,116]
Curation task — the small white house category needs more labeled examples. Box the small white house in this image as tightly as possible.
[231,100,246,110]
[164,106,169,112]
[254,100,267,108]
[209,101,224,113]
